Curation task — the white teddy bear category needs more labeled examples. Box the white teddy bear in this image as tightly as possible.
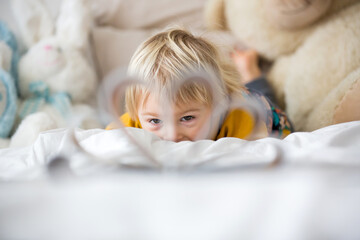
[205,0,360,131]
[7,0,100,148]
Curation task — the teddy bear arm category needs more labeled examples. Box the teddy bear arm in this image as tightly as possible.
[333,79,360,124]
[267,57,289,109]
[304,68,360,131]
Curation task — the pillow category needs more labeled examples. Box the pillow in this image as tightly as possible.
[91,27,242,80]
[89,0,242,79]
[91,27,158,79]
[88,0,208,30]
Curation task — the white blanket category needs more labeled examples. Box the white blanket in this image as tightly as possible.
[1,121,360,180]
[0,122,360,240]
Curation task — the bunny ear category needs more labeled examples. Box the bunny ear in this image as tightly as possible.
[55,0,92,50]
[11,0,54,47]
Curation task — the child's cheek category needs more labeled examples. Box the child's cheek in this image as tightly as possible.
[143,122,158,131]
[182,120,196,128]
[187,122,206,140]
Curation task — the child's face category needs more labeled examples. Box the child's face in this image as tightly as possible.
[138,93,218,142]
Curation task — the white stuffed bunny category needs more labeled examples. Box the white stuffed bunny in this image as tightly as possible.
[8,0,100,148]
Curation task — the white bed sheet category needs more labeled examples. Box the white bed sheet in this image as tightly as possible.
[0,121,360,240]
[1,121,360,180]
[0,122,360,240]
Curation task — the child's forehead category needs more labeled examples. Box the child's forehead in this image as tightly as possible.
[139,92,209,114]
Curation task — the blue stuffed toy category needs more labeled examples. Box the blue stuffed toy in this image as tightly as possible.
[0,20,19,139]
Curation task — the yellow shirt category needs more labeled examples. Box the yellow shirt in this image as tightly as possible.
[106,109,269,140]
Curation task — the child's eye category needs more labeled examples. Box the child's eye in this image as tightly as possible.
[149,118,162,125]
[180,115,195,122]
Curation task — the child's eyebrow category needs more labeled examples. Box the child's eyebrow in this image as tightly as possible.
[178,109,202,115]
[140,112,159,117]
[140,109,202,117]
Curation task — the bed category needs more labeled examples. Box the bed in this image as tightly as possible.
[0,0,360,239]
[0,122,360,239]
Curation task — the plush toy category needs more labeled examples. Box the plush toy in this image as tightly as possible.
[5,0,101,148]
[205,0,360,131]
[0,21,19,148]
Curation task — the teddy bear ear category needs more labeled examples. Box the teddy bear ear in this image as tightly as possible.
[11,0,55,47]
[55,0,93,51]
[264,0,332,30]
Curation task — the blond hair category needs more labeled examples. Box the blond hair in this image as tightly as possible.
[125,28,244,120]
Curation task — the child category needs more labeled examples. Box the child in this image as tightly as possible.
[106,28,293,141]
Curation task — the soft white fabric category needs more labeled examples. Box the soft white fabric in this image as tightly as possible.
[0,122,360,240]
[1,121,359,180]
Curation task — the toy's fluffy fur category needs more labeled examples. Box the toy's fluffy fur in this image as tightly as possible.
[206,0,360,131]
[7,0,100,148]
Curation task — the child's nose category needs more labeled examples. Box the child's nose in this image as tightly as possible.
[162,127,185,142]
[163,134,183,142]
